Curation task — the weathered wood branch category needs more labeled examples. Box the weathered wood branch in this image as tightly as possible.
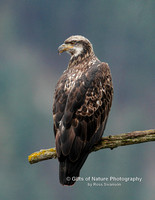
[28,129,155,164]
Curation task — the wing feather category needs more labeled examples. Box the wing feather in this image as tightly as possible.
[53,61,113,170]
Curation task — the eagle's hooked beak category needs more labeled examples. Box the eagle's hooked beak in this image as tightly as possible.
[58,43,74,54]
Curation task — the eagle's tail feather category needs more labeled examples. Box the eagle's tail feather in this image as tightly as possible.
[59,152,89,186]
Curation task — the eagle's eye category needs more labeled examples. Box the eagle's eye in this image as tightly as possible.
[70,41,76,45]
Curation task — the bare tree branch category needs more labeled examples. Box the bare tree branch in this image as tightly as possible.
[28,129,155,164]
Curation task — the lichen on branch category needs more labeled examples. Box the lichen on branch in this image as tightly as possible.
[28,129,155,164]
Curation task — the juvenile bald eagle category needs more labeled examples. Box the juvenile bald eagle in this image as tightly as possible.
[53,35,113,185]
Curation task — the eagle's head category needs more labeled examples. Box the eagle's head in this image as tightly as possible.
[58,35,94,59]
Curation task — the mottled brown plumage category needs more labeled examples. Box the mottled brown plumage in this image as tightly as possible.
[53,35,113,185]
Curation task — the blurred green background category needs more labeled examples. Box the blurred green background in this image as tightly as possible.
[0,0,154,199]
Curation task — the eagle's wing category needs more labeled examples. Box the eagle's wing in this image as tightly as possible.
[53,62,113,184]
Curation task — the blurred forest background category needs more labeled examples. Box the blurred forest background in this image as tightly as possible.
[0,0,154,200]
